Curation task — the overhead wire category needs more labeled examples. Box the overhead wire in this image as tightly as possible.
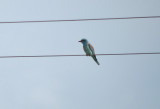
[0,16,160,24]
[0,52,160,58]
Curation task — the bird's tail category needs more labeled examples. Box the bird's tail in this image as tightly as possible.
[92,55,100,65]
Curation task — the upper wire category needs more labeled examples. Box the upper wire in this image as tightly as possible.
[0,16,160,24]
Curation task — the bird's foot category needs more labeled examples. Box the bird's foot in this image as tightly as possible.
[86,54,91,56]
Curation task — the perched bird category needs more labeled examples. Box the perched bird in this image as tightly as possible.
[79,38,100,65]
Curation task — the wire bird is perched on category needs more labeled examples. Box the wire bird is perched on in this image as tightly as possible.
[79,38,100,65]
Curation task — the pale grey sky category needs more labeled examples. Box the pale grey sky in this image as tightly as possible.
[0,0,160,109]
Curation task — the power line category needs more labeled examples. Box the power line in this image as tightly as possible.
[0,52,160,58]
[0,16,160,24]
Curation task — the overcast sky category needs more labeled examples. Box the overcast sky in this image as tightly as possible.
[0,0,160,109]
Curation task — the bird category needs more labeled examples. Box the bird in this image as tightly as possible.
[79,38,100,65]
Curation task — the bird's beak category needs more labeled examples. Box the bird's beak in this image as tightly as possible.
[78,40,82,42]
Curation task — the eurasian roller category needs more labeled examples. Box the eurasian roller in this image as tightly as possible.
[79,38,100,65]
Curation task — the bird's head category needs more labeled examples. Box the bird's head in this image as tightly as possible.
[78,38,88,44]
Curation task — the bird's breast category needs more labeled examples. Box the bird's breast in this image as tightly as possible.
[83,45,92,55]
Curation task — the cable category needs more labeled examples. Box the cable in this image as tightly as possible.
[0,16,160,24]
[0,52,160,58]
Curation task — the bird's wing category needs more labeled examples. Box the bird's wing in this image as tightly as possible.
[88,43,95,55]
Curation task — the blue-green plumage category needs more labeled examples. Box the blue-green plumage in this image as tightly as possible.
[79,38,100,65]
